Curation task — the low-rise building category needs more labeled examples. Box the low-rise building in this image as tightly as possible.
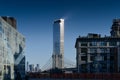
[75,19,120,73]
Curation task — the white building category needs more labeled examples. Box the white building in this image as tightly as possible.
[0,16,25,80]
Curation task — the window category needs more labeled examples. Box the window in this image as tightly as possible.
[81,56,87,61]
[109,42,117,46]
[100,48,105,53]
[99,42,107,46]
[95,56,102,61]
[100,48,108,53]
[101,63,107,69]
[104,56,107,61]
[81,42,87,46]
[110,56,114,61]
[81,64,87,70]
[89,42,97,46]
[81,48,87,53]
[90,63,94,68]
[90,48,97,53]
[90,56,94,61]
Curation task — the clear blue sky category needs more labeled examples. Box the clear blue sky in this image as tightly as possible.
[0,0,120,68]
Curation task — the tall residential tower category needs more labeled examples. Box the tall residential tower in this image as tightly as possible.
[52,19,64,69]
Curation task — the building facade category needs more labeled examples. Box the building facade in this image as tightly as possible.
[29,64,34,72]
[75,19,120,73]
[52,19,64,69]
[0,17,25,80]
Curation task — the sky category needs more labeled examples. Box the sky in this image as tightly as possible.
[0,0,120,68]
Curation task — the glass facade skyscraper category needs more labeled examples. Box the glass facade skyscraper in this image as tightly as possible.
[0,17,25,80]
[52,19,64,69]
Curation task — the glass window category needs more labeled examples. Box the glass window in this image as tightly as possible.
[90,63,94,68]
[109,42,117,46]
[104,56,107,61]
[101,63,107,69]
[100,48,108,53]
[81,48,87,53]
[81,64,87,70]
[110,56,114,61]
[95,56,102,61]
[90,48,97,53]
[81,42,87,46]
[100,48,105,53]
[89,42,97,46]
[99,42,107,46]
[90,56,94,61]
[81,56,87,61]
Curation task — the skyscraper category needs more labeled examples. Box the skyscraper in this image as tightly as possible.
[0,16,25,80]
[52,19,64,69]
